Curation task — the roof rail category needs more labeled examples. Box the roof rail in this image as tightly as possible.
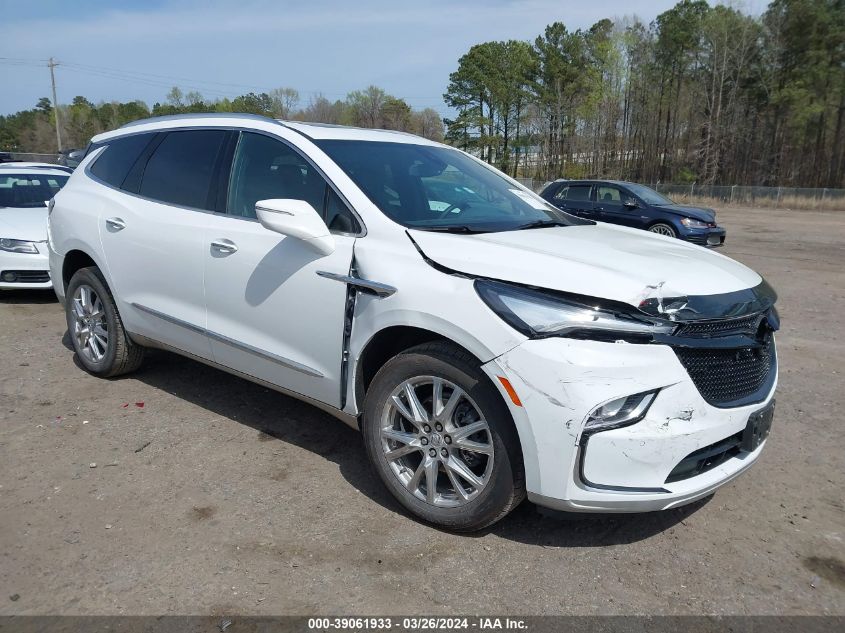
[281,120,426,141]
[120,112,283,129]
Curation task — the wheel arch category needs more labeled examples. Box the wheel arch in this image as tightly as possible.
[354,325,459,407]
[646,217,679,228]
[62,248,104,293]
[353,324,534,509]
[351,323,529,468]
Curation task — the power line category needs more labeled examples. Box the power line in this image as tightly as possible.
[59,61,273,93]
[60,65,241,98]
[1,56,452,115]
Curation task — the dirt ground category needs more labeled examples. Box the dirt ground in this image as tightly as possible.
[1,206,843,616]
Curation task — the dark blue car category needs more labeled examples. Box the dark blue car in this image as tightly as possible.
[539,179,726,247]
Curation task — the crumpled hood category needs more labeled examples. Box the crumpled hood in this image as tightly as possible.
[0,207,48,242]
[653,204,716,223]
[409,223,760,308]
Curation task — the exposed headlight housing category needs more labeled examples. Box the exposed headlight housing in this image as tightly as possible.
[680,217,713,228]
[475,280,675,342]
[584,390,658,434]
[0,238,39,254]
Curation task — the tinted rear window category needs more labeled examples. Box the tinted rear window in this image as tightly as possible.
[89,134,154,188]
[138,130,227,210]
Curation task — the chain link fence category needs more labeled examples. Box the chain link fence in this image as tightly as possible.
[515,177,845,210]
[653,183,845,210]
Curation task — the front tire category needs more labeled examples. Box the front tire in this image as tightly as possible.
[362,341,525,531]
[648,222,678,238]
[66,266,144,377]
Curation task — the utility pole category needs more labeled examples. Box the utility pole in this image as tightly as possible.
[48,57,62,152]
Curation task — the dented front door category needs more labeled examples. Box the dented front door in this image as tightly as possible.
[202,211,355,408]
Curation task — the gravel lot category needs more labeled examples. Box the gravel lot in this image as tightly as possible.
[1,206,843,616]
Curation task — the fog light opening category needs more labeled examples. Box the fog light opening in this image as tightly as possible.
[1,271,17,283]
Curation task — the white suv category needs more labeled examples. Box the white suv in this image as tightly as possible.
[48,114,778,530]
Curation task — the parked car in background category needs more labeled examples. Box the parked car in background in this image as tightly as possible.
[58,148,86,170]
[0,163,70,289]
[540,179,726,247]
[49,115,777,530]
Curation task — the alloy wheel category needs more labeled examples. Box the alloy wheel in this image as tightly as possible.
[649,224,676,237]
[71,284,109,363]
[380,376,494,507]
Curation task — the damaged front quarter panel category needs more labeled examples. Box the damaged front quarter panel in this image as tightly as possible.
[342,235,528,418]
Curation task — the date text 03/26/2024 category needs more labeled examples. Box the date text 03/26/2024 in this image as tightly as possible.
[307,617,528,630]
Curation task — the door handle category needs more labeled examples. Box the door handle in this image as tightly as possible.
[105,217,126,231]
[210,239,238,254]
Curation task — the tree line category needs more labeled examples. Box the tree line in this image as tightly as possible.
[444,0,845,188]
[0,86,444,153]
[1,0,842,188]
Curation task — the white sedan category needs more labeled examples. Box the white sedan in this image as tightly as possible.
[0,163,71,289]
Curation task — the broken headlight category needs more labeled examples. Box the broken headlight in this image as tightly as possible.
[475,280,675,341]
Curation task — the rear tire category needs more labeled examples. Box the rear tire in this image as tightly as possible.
[362,341,525,531]
[66,266,144,377]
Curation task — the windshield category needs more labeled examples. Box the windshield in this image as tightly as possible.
[0,174,69,208]
[625,183,673,206]
[316,140,585,232]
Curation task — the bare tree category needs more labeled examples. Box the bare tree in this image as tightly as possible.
[269,87,300,119]
[346,85,387,128]
[166,87,184,108]
[302,94,343,123]
[412,108,445,141]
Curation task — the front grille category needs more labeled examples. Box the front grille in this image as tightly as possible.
[1,270,51,283]
[676,314,761,338]
[674,335,775,406]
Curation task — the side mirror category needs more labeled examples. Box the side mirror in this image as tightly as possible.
[255,199,335,256]
[623,198,639,209]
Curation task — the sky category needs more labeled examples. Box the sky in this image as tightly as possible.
[1,0,691,117]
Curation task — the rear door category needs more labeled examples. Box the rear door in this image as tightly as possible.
[202,131,360,407]
[549,183,595,218]
[97,129,229,358]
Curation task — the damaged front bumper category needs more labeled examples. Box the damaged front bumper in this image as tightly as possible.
[482,336,777,513]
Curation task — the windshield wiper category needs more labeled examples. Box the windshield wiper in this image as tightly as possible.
[510,219,570,231]
[415,225,490,234]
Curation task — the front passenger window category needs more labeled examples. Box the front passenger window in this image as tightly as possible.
[227,133,325,219]
[596,186,623,206]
